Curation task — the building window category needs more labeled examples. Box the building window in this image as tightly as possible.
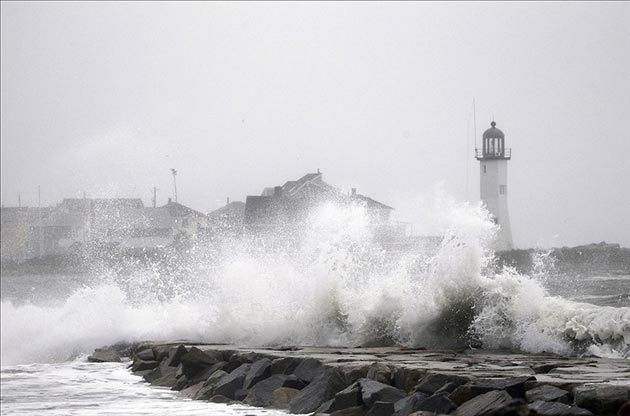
[499,185,507,195]
[483,165,487,174]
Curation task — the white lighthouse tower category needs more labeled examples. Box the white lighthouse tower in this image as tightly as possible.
[476,121,513,250]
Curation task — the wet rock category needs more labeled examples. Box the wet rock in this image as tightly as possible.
[193,370,228,400]
[271,357,302,375]
[212,363,251,399]
[283,374,308,390]
[244,358,272,389]
[317,381,362,413]
[341,363,371,385]
[88,348,121,363]
[164,345,188,367]
[394,368,428,392]
[171,375,189,391]
[294,358,326,383]
[529,400,593,415]
[361,378,408,407]
[289,368,348,414]
[188,362,227,385]
[132,359,159,372]
[525,385,570,404]
[573,385,629,415]
[415,392,458,414]
[330,406,367,416]
[180,347,220,378]
[454,390,513,416]
[234,388,248,401]
[180,382,204,399]
[435,382,459,395]
[415,373,470,395]
[271,387,300,409]
[135,348,155,361]
[393,392,430,416]
[244,374,288,407]
[209,394,231,403]
[151,371,178,388]
[472,377,535,399]
[366,401,396,416]
[367,362,393,385]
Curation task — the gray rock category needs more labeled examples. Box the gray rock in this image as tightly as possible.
[360,378,407,407]
[143,365,176,384]
[180,382,204,398]
[151,371,178,388]
[435,382,459,395]
[415,392,458,414]
[131,359,159,372]
[193,370,228,400]
[330,406,367,416]
[529,400,593,415]
[212,363,251,399]
[271,387,300,409]
[294,358,325,383]
[289,368,348,414]
[209,394,231,403]
[394,368,427,392]
[189,362,227,385]
[367,362,393,385]
[244,358,272,389]
[244,374,288,407]
[366,401,396,416]
[572,385,629,415]
[317,381,362,413]
[164,345,187,367]
[171,375,189,391]
[392,392,430,416]
[471,377,535,399]
[180,347,220,378]
[271,357,302,375]
[88,349,121,363]
[283,374,308,390]
[526,385,570,404]
[135,348,155,361]
[415,373,470,395]
[454,390,513,416]
[234,388,248,401]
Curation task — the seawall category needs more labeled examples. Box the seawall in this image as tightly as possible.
[89,342,630,415]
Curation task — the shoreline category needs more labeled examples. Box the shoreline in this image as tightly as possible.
[89,342,630,416]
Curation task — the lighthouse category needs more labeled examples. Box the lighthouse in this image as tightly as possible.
[476,121,513,250]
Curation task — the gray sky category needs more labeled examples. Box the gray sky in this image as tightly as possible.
[2,2,629,248]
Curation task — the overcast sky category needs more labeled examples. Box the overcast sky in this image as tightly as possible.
[1,2,629,248]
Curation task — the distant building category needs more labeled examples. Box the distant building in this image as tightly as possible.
[244,171,394,235]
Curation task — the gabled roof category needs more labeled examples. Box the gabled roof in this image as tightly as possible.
[208,201,245,220]
[350,194,394,210]
[162,201,207,218]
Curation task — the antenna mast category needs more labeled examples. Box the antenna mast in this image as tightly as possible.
[170,168,178,203]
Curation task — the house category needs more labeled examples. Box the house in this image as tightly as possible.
[244,171,394,234]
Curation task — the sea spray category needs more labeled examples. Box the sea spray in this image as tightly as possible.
[2,196,629,365]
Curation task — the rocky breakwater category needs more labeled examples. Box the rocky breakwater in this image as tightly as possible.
[89,344,630,416]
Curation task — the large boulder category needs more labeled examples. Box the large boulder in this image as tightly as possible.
[271,357,302,375]
[193,370,228,400]
[180,347,220,378]
[450,377,534,406]
[415,373,470,395]
[529,400,593,416]
[244,374,288,407]
[394,368,427,392]
[283,375,307,390]
[316,381,362,413]
[572,385,629,415]
[135,348,155,361]
[180,382,204,399]
[293,358,326,383]
[88,348,121,363]
[366,401,396,416]
[330,407,367,416]
[164,345,188,367]
[271,387,300,409]
[289,368,348,414]
[244,358,272,389]
[414,392,458,414]
[367,362,393,385]
[454,390,513,416]
[526,385,570,404]
[392,392,430,416]
[212,363,251,399]
[360,378,407,407]
[131,359,159,372]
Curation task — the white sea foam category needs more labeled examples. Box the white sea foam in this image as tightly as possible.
[2,195,629,365]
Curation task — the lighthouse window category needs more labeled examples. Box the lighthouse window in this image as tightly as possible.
[499,185,507,195]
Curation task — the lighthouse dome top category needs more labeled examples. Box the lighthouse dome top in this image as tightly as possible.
[483,121,505,139]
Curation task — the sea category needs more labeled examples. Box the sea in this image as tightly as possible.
[1,202,629,415]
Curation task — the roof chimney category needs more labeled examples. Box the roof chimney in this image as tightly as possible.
[351,188,357,196]
[274,186,282,197]
[168,197,172,204]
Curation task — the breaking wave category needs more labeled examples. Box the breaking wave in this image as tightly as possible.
[2,195,629,365]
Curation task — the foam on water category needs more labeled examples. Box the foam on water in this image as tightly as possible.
[2,195,629,365]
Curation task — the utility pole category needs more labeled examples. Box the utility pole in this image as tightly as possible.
[38,185,43,259]
[18,192,21,208]
[170,168,178,203]
[152,187,157,208]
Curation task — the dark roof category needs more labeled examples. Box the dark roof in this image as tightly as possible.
[59,198,145,212]
[350,194,394,210]
[483,121,505,139]
[163,201,207,218]
[208,201,245,220]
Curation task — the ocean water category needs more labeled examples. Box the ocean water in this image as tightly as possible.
[1,200,629,414]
